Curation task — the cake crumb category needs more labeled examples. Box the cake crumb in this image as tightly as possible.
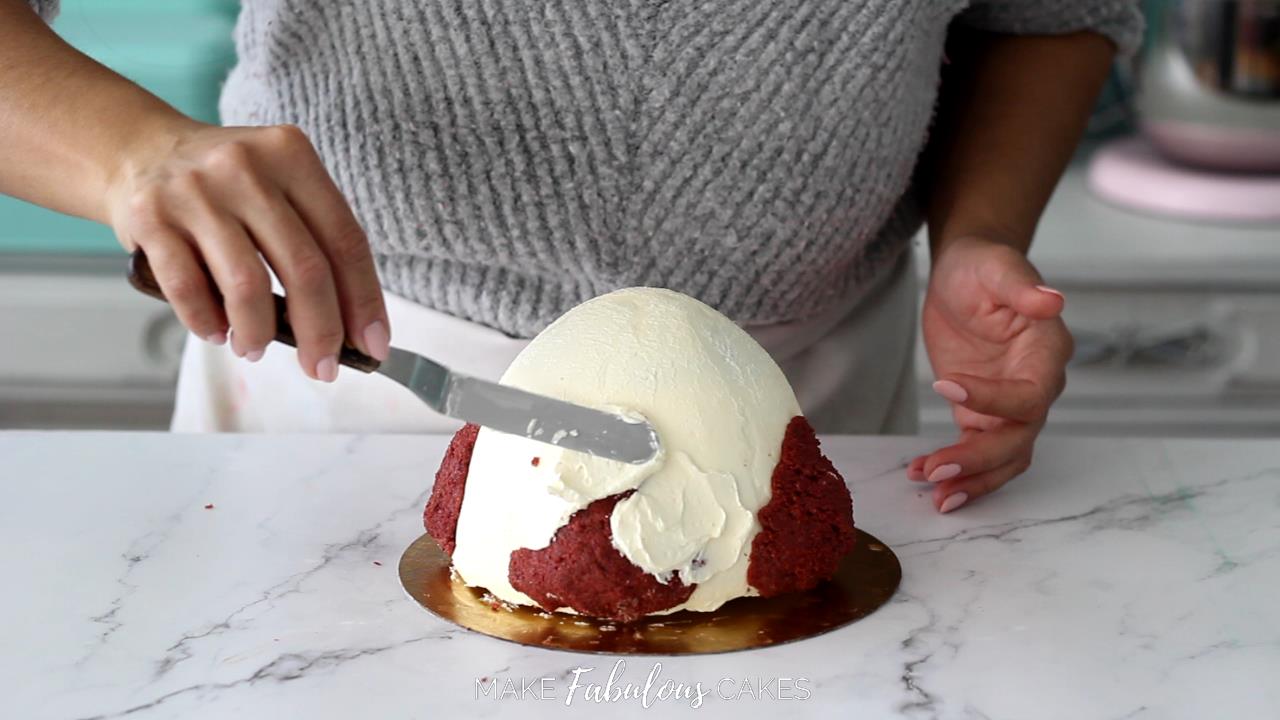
[203,503,214,509]
[479,592,514,612]
[373,560,383,566]
[531,456,540,467]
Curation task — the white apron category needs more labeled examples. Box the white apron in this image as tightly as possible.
[170,253,918,435]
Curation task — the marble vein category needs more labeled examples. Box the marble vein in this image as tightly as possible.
[77,634,446,720]
[152,488,432,678]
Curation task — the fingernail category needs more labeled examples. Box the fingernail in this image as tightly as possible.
[932,380,968,404]
[1035,285,1065,300]
[244,348,264,363]
[316,355,339,383]
[939,492,969,514]
[363,320,390,362]
[205,331,227,346]
[928,463,962,483]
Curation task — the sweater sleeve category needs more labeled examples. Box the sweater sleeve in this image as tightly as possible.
[959,0,1144,56]
[26,0,59,22]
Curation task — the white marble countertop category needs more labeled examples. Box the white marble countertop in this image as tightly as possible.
[2,432,1277,719]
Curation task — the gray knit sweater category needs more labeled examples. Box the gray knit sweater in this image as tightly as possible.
[32,0,1141,337]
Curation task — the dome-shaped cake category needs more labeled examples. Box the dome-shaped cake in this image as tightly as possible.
[423,288,854,622]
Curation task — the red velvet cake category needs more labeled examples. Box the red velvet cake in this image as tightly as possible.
[419,287,856,622]
[424,416,854,621]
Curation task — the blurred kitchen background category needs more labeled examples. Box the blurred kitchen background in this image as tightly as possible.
[2,0,1278,436]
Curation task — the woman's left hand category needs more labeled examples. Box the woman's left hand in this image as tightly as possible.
[911,236,1074,513]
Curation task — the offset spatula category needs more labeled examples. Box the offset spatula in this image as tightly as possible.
[127,250,659,464]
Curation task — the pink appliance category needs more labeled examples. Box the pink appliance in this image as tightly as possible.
[1089,0,1280,223]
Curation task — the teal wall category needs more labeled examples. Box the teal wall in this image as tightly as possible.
[0,0,238,255]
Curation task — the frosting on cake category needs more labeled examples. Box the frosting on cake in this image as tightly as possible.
[448,287,801,613]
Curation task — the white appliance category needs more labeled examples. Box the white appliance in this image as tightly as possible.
[0,256,186,429]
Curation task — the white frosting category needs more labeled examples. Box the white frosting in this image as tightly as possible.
[449,287,800,614]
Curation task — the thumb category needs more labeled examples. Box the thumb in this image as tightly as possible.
[984,256,1065,320]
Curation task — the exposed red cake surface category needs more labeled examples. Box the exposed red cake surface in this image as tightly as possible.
[423,423,480,555]
[509,493,696,622]
[747,416,856,597]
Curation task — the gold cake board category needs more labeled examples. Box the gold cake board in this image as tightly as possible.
[399,528,901,655]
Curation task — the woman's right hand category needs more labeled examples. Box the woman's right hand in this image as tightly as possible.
[0,1,384,380]
[104,121,390,382]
